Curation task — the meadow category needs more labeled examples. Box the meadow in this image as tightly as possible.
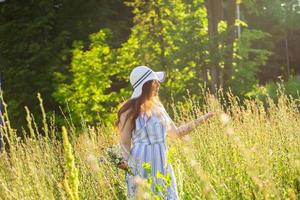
[0,90,299,200]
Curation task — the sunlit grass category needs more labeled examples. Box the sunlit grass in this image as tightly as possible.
[0,90,299,199]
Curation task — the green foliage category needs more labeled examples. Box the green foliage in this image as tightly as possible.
[54,30,130,125]
[0,0,64,127]
[141,162,173,199]
[142,162,152,175]
[54,1,276,126]
[54,0,211,125]
[242,0,300,82]
[121,0,209,100]
[0,0,132,128]
[230,29,271,96]
[246,76,300,102]
[2,0,300,131]
[244,0,300,29]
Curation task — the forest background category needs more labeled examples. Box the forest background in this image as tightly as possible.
[0,0,300,129]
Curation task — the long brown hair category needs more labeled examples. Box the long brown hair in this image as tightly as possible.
[115,80,159,132]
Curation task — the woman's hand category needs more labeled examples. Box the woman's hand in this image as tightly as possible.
[204,111,215,120]
[117,160,128,170]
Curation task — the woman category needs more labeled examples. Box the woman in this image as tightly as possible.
[115,66,214,199]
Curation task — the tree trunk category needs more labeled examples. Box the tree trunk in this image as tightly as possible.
[205,0,223,93]
[223,0,237,87]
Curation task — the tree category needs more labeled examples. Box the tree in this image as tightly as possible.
[0,0,132,129]
[242,0,300,81]
[0,0,64,127]
[122,0,210,100]
[54,30,130,125]
[54,0,275,127]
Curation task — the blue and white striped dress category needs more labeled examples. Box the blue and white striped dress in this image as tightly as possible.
[125,103,179,199]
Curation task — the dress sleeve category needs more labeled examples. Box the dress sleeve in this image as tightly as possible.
[160,104,176,131]
[118,111,133,161]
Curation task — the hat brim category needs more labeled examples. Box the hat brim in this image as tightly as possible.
[156,71,166,82]
[130,71,166,99]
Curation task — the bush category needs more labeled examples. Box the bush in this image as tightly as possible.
[246,76,300,103]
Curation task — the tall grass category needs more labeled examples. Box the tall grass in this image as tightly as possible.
[0,90,299,199]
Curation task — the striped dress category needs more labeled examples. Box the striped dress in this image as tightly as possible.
[125,103,179,199]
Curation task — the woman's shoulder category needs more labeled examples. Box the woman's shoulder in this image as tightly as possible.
[152,99,164,109]
[120,108,133,119]
[118,108,134,127]
[151,101,168,119]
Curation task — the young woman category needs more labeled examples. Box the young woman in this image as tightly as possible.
[115,66,214,199]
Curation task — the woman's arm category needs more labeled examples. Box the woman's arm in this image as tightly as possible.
[168,112,215,138]
[118,110,133,163]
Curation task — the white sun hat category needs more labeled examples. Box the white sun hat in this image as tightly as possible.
[130,66,166,99]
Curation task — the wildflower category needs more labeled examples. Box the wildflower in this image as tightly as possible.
[220,113,230,124]
[101,144,133,175]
